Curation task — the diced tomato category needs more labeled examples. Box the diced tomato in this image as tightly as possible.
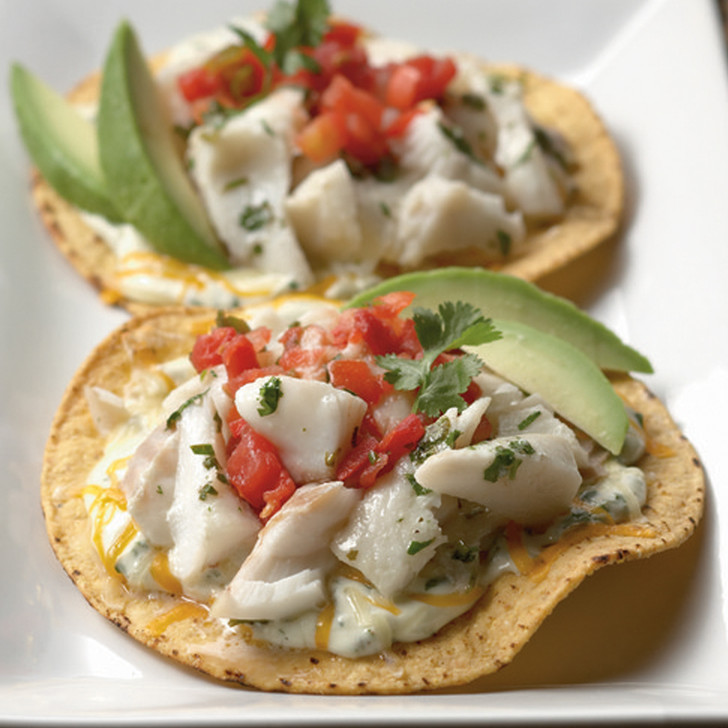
[355,309,403,355]
[177,17,458,169]
[332,292,421,358]
[402,55,457,101]
[372,291,416,319]
[342,112,387,165]
[377,413,426,464]
[335,432,379,484]
[190,327,238,372]
[471,414,493,444]
[178,45,267,107]
[277,346,329,380]
[361,414,425,486]
[226,418,296,518]
[225,365,285,398]
[296,112,347,164]
[277,325,337,380]
[383,107,422,139]
[336,413,425,488]
[328,359,386,405]
[323,20,363,48]
[178,66,221,103]
[208,46,267,103]
[321,75,384,128]
[245,326,272,353]
[385,64,422,110]
[313,40,371,88]
[357,451,390,489]
[462,378,482,405]
[315,75,388,165]
[221,335,259,378]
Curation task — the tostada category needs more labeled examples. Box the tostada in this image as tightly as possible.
[40,269,703,694]
[12,0,622,312]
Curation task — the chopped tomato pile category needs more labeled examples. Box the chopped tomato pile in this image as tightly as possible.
[189,293,432,519]
[177,17,456,167]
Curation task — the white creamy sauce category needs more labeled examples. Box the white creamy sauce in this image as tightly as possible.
[82,301,648,658]
[80,19,571,308]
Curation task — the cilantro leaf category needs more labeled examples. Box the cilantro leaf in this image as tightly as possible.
[375,301,501,417]
[413,301,500,367]
[228,25,274,69]
[257,376,284,416]
[265,0,330,72]
[415,354,484,418]
[376,355,423,391]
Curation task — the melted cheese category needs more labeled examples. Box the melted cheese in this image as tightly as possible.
[145,602,209,638]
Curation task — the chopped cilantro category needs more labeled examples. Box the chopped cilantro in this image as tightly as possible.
[257,376,283,416]
[452,539,477,563]
[264,0,330,74]
[376,301,501,417]
[407,538,435,556]
[191,443,223,472]
[166,390,209,429]
[482,439,535,482]
[534,126,569,170]
[461,92,486,111]
[446,428,463,448]
[240,201,273,231]
[514,139,536,166]
[410,417,454,465]
[425,576,448,591]
[223,176,249,192]
[489,74,506,94]
[497,229,511,256]
[198,482,219,501]
[517,410,542,431]
[406,472,431,496]
[437,121,481,164]
[191,443,215,456]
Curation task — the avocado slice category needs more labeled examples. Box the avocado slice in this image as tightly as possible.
[347,267,652,374]
[97,21,229,270]
[10,63,122,222]
[473,320,628,454]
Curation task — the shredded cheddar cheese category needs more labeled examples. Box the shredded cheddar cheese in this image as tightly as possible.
[409,586,484,609]
[146,601,209,638]
[507,521,658,584]
[150,551,183,595]
[118,250,277,304]
[314,601,336,650]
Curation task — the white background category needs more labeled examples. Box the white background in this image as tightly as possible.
[0,0,727,724]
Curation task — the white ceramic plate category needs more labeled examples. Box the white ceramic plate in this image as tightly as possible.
[1,0,727,723]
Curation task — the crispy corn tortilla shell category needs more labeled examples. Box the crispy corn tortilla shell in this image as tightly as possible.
[30,56,623,314]
[41,305,703,695]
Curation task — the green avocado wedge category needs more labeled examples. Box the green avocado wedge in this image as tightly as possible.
[346,267,652,374]
[10,63,122,222]
[473,320,628,454]
[97,21,229,270]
